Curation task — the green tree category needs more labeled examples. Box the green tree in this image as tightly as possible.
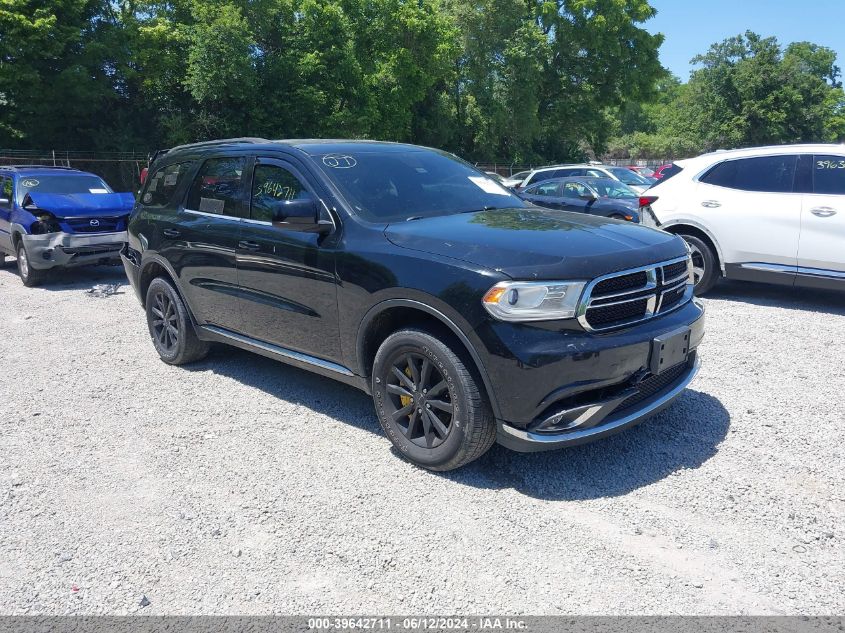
[608,32,845,159]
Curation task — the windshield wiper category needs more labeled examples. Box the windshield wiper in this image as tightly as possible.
[460,205,504,214]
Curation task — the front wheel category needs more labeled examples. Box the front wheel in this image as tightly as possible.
[145,277,210,365]
[679,234,719,295]
[16,242,48,287]
[371,328,496,471]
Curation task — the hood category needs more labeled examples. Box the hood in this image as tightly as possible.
[384,207,686,280]
[24,192,135,218]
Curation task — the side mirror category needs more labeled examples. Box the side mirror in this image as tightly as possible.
[579,193,598,201]
[0,198,9,206]
[269,193,331,233]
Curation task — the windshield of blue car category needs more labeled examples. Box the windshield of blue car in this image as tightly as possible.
[17,175,113,204]
[585,178,639,199]
[606,167,650,186]
[312,149,526,222]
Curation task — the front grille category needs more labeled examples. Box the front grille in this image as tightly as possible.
[64,217,124,234]
[593,271,648,297]
[61,245,122,256]
[614,360,691,414]
[578,256,692,332]
[586,298,649,327]
[660,285,686,312]
[662,260,688,282]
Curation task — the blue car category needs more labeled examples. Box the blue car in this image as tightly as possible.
[518,176,659,226]
[0,166,135,286]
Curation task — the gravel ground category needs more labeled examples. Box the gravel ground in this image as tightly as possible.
[0,261,843,615]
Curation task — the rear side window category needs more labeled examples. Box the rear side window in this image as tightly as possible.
[186,157,247,217]
[554,168,583,178]
[141,162,192,207]
[813,155,845,194]
[659,163,683,182]
[700,155,797,193]
[525,170,557,186]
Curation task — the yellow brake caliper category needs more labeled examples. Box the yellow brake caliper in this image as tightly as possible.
[400,366,413,409]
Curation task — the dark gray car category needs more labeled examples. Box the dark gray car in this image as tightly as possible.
[518,176,653,224]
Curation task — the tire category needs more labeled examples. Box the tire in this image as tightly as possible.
[371,328,496,471]
[16,242,48,287]
[145,277,210,365]
[679,233,719,295]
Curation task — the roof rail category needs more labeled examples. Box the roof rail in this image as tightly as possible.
[166,137,270,153]
[0,164,80,171]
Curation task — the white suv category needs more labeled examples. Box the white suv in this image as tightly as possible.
[514,164,652,193]
[648,144,845,295]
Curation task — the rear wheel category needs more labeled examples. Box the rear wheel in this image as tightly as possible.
[371,328,496,471]
[145,277,210,365]
[16,242,48,287]
[679,234,718,295]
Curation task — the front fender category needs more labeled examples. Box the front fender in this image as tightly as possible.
[355,296,503,421]
[137,252,201,326]
[660,219,726,274]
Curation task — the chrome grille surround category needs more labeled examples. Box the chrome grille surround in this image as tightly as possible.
[577,255,694,332]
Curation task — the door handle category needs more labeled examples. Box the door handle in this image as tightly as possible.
[162,229,180,238]
[701,200,721,208]
[238,240,261,252]
[810,207,838,218]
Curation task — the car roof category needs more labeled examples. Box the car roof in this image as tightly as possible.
[676,143,845,169]
[529,176,630,187]
[531,164,607,172]
[0,165,95,178]
[161,138,436,161]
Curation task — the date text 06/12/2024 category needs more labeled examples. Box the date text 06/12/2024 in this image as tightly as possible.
[307,617,529,630]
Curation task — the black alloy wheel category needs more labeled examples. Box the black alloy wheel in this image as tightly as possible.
[150,289,179,354]
[385,352,454,449]
[145,277,210,365]
[372,328,496,471]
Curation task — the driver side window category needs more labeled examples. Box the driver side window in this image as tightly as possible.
[0,177,12,206]
[251,164,310,222]
[562,182,588,198]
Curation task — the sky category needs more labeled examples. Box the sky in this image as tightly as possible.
[646,0,845,80]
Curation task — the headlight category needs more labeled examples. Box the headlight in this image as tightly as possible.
[482,280,587,322]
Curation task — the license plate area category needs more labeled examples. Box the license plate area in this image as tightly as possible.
[650,327,691,375]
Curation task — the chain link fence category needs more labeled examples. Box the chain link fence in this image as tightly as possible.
[0,149,150,193]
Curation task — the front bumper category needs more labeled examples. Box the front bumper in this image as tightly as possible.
[497,354,700,452]
[471,296,704,450]
[22,231,127,270]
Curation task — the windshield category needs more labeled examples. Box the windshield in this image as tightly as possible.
[17,174,112,204]
[585,178,638,198]
[607,167,650,186]
[311,149,526,222]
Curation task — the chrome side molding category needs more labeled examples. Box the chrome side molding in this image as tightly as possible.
[200,325,355,376]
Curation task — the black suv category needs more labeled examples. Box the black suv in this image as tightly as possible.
[122,138,705,471]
